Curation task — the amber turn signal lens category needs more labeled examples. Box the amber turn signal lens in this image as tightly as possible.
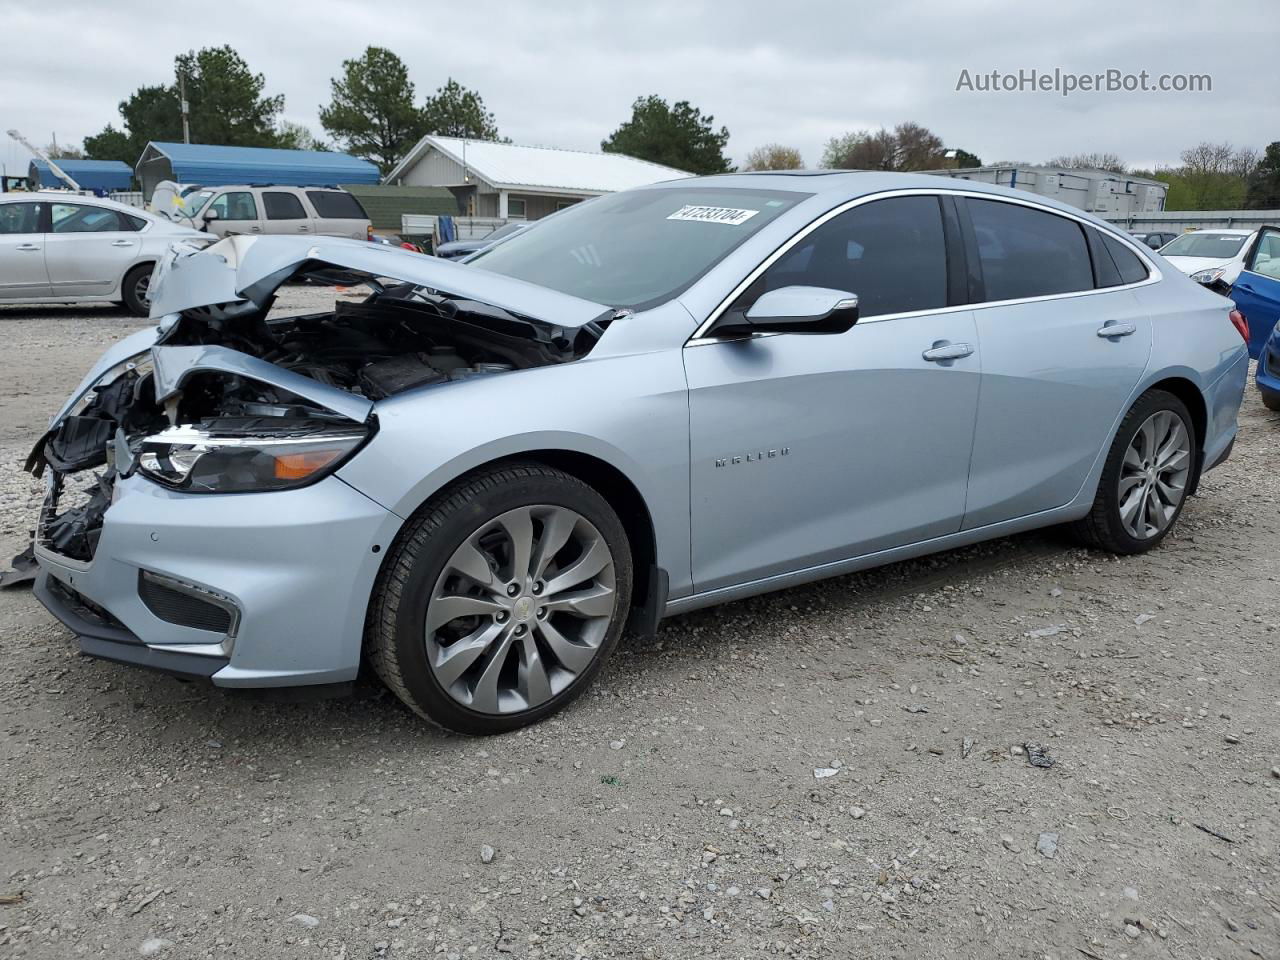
[272,449,344,480]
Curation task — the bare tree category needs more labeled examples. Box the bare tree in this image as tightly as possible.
[1180,141,1236,176]
[743,143,804,171]
[1045,152,1126,173]
[820,122,945,171]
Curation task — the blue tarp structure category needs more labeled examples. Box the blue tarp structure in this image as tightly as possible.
[28,158,133,192]
[136,142,381,198]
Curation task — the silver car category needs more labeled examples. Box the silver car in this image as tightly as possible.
[28,172,1249,734]
[0,192,208,314]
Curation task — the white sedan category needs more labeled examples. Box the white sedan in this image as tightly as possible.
[1157,228,1256,289]
[0,191,208,315]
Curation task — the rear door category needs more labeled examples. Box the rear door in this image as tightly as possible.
[1231,226,1280,359]
[259,189,314,236]
[44,202,141,297]
[0,199,51,299]
[305,189,369,240]
[959,197,1153,529]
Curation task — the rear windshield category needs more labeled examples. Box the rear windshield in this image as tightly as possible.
[306,190,367,220]
[1159,233,1248,258]
[467,186,810,310]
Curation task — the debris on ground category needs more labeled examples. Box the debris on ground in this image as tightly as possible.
[1024,742,1056,768]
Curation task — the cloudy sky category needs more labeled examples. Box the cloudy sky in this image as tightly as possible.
[2,0,1277,176]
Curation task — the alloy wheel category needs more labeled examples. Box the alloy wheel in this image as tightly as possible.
[425,505,617,715]
[1117,410,1191,539]
[135,273,151,305]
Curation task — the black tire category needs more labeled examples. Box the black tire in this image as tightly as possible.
[366,462,632,734]
[1069,389,1196,554]
[1261,389,1280,412]
[121,263,154,317]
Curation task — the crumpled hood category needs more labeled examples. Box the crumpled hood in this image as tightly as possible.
[148,234,613,329]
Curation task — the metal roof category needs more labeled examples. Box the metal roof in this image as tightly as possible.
[137,142,380,187]
[387,135,691,195]
[29,157,133,190]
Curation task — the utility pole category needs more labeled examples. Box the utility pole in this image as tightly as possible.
[179,73,191,144]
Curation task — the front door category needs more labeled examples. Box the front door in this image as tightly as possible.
[206,190,262,238]
[1231,226,1280,358]
[685,195,981,593]
[43,202,141,298]
[0,200,51,299]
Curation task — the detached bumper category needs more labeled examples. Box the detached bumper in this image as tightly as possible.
[35,472,402,687]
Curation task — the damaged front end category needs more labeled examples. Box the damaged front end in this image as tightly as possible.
[26,235,614,567]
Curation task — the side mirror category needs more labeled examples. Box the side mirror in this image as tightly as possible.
[714,285,859,337]
[202,208,220,222]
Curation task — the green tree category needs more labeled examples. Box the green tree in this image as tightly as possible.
[1245,141,1280,209]
[175,45,285,147]
[950,148,982,168]
[320,46,425,174]
[743,143,803,171]
[820,122,945,171]
[421,78,502,141]
[83,48,285,164]
[602,95,731,174]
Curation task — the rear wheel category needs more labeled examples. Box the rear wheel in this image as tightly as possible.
[366,463,632,734]
[121,263,154,317]
[1070,389,1195,554]
[1261,389,1280,412]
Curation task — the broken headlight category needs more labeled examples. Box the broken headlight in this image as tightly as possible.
[136,424,368,493]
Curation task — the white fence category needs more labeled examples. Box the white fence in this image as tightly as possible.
[1103,209,1280,232]
[401,214,507,240]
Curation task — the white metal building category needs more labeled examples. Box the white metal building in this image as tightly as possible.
[384,136,691,219]
[924,165,1168,216]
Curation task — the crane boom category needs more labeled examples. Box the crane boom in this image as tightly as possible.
[6,129,81,191]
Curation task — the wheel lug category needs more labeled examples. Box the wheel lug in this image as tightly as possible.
[537,607,547,619]
[495,611,508,623]
[532,582,543,595]
[514,624,526,636]
[506,583,519,596]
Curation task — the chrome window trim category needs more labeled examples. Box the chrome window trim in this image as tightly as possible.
[685,187,1162,346]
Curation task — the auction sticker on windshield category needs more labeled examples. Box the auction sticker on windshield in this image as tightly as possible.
[667,205,760,225]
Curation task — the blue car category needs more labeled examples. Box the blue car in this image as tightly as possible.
[1229,225,1280,409]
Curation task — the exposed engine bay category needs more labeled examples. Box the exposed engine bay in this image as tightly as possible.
[27,269,606,564]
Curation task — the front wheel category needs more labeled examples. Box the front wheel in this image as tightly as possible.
[1261,389,1280,412]
[1070,389,1196,554]
[366,463,632,734]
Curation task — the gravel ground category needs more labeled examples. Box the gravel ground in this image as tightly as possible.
[1,291,1278,959]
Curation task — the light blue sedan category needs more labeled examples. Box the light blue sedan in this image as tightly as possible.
[28,172,1250,733]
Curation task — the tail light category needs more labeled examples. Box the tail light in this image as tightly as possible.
[1229,309,1249,344]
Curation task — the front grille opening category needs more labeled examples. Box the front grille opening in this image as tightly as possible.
[137,572,235,634]
[47,576,128,632]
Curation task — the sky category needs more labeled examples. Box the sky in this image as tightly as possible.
[2,0,1277,177]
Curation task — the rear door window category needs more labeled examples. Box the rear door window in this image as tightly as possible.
[1101,234,1150,285]
[263,191,308,220]
[966,198,1094,301]
[757,194,949,318]
[305,190,367,219]
[51,203,128,233]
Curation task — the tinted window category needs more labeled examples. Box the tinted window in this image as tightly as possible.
[305,190,366,219]
[469,187,808,310]
[51,203,128,233]
[0,201,41,234]
[756,195,948,318]
[209,191,258,221]
[263,191,308,220]
[126,214,147,231]
[968,199,1093,301]
[1102,234,1149,285]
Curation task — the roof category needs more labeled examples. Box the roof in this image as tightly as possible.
[29,158,133,191]
[340,183,457,230]
[138,142,380,187]
[387,135,691,194]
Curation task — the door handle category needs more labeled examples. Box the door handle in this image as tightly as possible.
[111,239,135,247]
[922,342,974,362]
[1096,321,1137,338]
[16,243,40,251]
[249,226,262,233]
[297,226,310,232]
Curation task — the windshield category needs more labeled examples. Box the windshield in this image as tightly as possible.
[467,186,810,309]
[177,189,216,217]
[1159,232,1249,259]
